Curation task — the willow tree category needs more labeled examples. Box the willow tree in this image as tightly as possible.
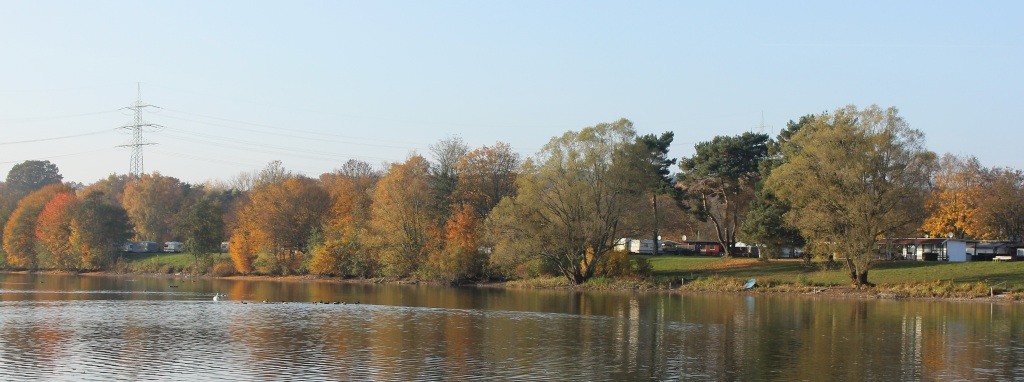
[487,119,640,284]
[767,105,935,287]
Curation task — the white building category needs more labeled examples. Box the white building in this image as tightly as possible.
[883,238,972,262]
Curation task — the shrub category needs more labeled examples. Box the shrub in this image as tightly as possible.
[632,257,653,277]
[596,250,632,277]
[211,259,236,277]
[252,252,282,275]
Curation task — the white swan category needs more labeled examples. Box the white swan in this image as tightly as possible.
[213,293,225,301]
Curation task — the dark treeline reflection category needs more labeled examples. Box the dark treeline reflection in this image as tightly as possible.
[0,273,1021,381]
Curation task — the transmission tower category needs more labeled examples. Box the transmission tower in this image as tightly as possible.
[118,83,162,178]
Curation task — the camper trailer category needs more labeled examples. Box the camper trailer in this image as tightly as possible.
[163,242,184,253]
[125,241,160,253]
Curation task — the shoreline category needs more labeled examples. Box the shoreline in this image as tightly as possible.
[5,269,1020,304]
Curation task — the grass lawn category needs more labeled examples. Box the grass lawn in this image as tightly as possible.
[638,255,1024,292]
[120,252,230,274]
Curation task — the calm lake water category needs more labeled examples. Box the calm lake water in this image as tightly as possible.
[0,273,1022,381]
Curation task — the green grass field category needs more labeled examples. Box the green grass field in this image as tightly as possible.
[639,255,1024,292]
[120,252,230,274]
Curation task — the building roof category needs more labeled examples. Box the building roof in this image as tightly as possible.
[880,238,974,245]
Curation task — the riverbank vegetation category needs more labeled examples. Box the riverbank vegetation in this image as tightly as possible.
[1,104,1023,294]
[643,256,1024,299]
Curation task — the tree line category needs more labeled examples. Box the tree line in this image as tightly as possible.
[2,104,1022,286]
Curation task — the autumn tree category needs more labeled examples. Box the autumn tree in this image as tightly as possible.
[253,160,293,190]
[310,163,380,277]
[2,183,73,268]
[368,155,440,278]
[921,154,984,239]
[676,132,769,257]
[0,160,64,244]
[767,105,935,287]
[487,119,640,284]
[308,176,363,277]
[973,168,1024,241]
[122,173,191,242]
[69,191,132,269]
[80,174,130,205]
[454,142,520,219]
[35,192,78,270]
[427,204,480,282]
[229,176,330,275]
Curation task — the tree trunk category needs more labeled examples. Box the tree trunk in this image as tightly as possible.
[857,269,871,287]
[846,257,858,286]
[652,194,660,256]
[846,257,873,288]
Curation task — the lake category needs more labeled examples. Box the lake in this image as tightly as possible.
[0,273,1021,381]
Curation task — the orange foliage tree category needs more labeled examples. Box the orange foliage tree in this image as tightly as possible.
[229,176,331,275]
[35,192,78,270]
[369,156,440,277]
[427,204,480,282]
[2,183,73,268]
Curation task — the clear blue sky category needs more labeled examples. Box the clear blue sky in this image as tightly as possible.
[1,1,1020,184]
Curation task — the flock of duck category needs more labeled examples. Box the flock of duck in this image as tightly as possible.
[210,292,359,305]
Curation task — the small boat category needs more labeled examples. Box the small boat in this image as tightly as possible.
[744,279,757,289]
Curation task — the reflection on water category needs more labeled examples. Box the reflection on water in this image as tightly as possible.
[0,273,1022,381]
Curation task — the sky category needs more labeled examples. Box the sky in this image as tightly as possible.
[1,1,1021,185]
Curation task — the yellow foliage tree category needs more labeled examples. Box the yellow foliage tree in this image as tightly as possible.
[309,170,377,277]
[369,155,440,277]
[121,173,189,242]
[921,154,983,239]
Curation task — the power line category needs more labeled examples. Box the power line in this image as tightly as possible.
[0,129,113,146]
[0,148,115,165]
[0,109,122,123]
[116,84,162,178]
